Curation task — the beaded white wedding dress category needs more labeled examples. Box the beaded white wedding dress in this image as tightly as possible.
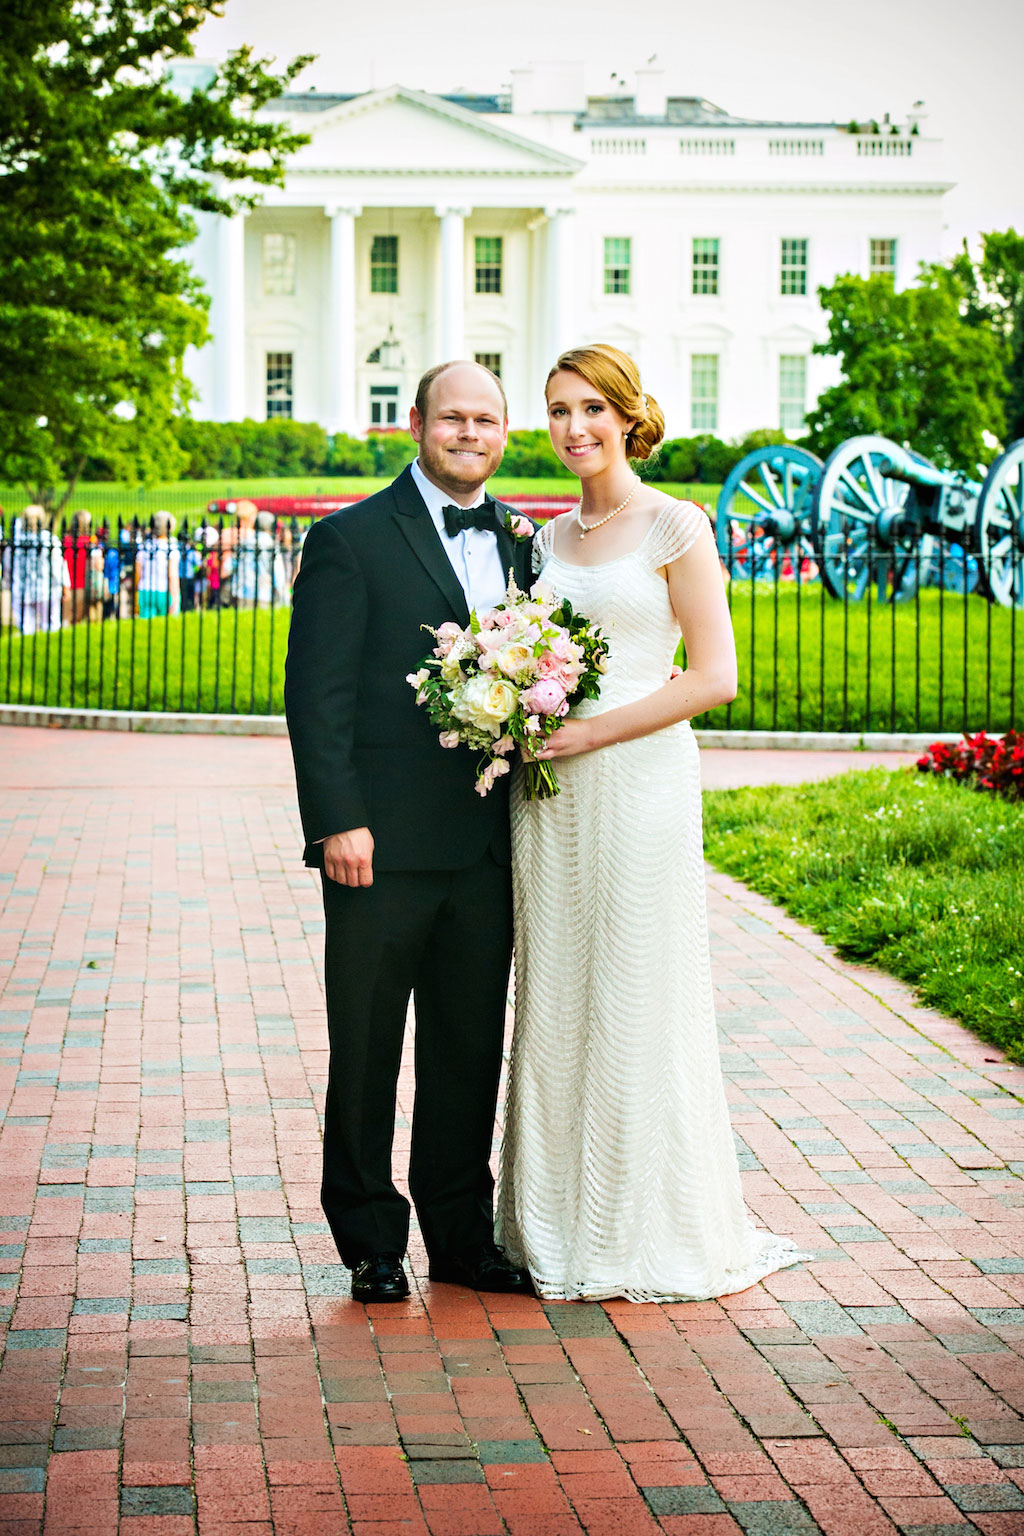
[496,500,807,1302]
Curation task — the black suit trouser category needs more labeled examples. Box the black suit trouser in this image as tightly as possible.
[319,849,512,1266]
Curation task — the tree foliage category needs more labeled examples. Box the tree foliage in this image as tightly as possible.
[955,229,1024,443]
[0,0,313,509]
[805,264,1010,471]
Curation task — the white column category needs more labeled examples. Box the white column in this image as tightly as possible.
[325,204,362,435]
[436,206,469,360]
[214,211,246,421]
[545,206,576,364]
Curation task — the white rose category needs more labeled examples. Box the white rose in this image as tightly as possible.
[495,642,533,680]
[440,650,464,687]
[451,675,519,737]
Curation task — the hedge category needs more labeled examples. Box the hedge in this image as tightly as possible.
[136,419,793,484]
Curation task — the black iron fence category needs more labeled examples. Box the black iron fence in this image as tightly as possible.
[0,508,1019,733]
[1,510,302,716]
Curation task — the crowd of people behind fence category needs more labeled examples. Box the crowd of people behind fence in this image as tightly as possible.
[0,499,305,633]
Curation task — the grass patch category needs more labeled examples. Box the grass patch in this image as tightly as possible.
[0,607,291,715]
[702,766,1024,1060]
[691,585,1020,734]
[3,586,1020,731]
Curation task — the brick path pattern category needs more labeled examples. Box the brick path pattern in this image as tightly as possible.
[1,727,1023,1536]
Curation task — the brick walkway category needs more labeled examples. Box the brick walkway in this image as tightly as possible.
[1,725,1023,1536]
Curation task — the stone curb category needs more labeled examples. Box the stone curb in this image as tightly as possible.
[0,703,288,735]
[0,702,965,749]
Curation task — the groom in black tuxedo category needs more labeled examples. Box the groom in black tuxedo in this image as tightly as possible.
[284,361,535,1303]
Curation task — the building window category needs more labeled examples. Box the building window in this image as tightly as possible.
[262,233,296,297]
[370,385,399,427]
[779,355,807,433]
[870,237,897,277]
[370,234,398,294]
[780,238,808,296]
[691,238,719,296]
[266,353,294,418]
[603,236,631,295]
[474,352,502,378]
[690,354,718,431]
[474,237,503,294]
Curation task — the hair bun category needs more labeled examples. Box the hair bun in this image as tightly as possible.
[627,391,665,462]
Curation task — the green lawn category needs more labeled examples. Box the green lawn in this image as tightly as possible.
[0,607,292,715]
[690,585,1020,735]
[0,477,719,519]
[702,767,1024,1061]
[2,586,1019,730]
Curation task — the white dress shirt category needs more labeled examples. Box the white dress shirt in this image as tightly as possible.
[411,457,508,615]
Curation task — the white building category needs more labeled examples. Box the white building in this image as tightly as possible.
[184,63,951,440]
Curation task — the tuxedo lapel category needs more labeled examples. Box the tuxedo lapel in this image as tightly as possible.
[391,465,471,626]
[491,497,535,593]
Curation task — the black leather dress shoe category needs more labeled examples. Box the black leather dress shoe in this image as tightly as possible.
[428,1245,534,1294]
[351,1253,409,1303]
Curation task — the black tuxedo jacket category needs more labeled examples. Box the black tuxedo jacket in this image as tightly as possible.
[284,465,536,873]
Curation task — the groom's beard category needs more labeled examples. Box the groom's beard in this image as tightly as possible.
[417,438,505,499]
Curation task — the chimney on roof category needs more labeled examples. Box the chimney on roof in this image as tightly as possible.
[634,63,666,119]
[511,61,586,115]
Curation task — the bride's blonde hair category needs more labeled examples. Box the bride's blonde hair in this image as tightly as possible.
[546,343,665,462]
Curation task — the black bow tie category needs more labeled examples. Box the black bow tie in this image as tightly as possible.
[442,502,495,538]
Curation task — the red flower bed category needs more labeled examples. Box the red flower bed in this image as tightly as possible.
[917,730,1024,800]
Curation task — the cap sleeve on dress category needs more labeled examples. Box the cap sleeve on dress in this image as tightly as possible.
[531,517,557,574]
[643,499,712,570]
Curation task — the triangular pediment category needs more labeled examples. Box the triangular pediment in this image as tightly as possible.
[288,86,582,177]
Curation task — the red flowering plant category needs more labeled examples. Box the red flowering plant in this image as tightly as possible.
[917,730,1024,801]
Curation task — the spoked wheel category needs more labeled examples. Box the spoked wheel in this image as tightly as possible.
[918,543,981,595]
[715,445,822,582]
[976,439,1024,607]
[810,434,932,601]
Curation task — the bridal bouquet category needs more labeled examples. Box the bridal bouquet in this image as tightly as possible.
[408,574,609,800]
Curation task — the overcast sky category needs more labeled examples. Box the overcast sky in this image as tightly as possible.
[197,0,1023,253]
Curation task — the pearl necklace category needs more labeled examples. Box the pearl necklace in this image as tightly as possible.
[576,478,641,540]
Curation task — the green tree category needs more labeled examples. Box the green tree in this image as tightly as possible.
[0,0,313,511]
[805,265,1009,471]
[955,230,1024,443]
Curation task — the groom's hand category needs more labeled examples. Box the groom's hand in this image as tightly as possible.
[324,827,375,887]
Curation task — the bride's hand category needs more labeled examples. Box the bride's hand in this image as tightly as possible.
[533,719,597,760]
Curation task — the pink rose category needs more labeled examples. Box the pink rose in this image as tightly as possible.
[507,514,533,539]
[522,679,566,716]
[475,628,507,669]
[434,621,463,656]
[494,609,515,628]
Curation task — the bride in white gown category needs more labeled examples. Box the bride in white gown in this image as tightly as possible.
[496,343,807,1303]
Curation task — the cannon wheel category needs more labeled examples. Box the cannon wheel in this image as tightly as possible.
[976,438,1024,607]
[810,434,935,602]
[715,445,822,582]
